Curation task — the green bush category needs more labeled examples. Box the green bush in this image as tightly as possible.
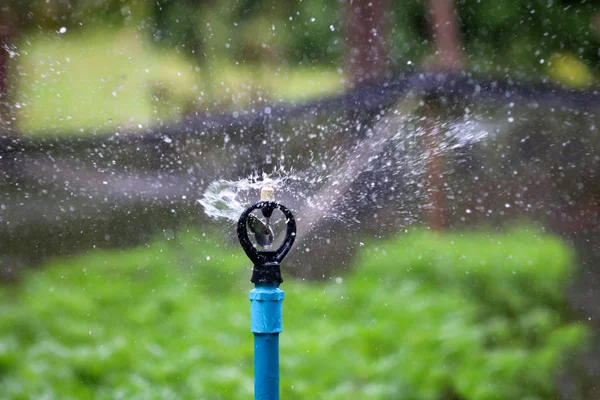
[0,227,588,399]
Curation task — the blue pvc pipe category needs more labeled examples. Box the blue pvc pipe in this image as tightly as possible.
[254,334,279,399]
[250,285,284,400]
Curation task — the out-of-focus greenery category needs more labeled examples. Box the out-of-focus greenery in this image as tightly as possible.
[392,0,600,85]
[0,227,588,399]
[8,0,600,134]
[8,0,346,134]
[13,29,343,135]
[14,29,199,134]
[457,0,600,79]
[13,0,598,76]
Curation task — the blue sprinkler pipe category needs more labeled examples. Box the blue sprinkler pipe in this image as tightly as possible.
[237,189,296,400]
[250,285,284,399]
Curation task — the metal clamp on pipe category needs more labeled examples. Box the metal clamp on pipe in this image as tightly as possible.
[237,185,296,400]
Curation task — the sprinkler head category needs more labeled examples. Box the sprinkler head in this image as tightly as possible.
[237,200,297,285]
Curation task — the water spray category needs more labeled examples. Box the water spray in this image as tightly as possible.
[237,184,296,400]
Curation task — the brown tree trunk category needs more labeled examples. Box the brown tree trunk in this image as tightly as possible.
[345,0,389,85]
[422,0,464,230]
[426,0,464,69]
[422,104,446,230]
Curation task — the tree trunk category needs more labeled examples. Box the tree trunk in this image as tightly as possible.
[345,0,389,85]
[422,0,464,230]
[426,0,464,69]
[422,103,446,230]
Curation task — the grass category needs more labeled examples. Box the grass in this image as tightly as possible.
[11,28,344,136]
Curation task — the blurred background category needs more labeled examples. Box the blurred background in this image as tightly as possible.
[2,0,600,398]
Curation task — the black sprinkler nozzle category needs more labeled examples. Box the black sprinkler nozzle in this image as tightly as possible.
[237,201,296,285]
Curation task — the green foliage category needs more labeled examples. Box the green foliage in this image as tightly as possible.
[12,28,343,135]
[351,228,586,399]
[13,29,202,134]
[0,227,588,399]
[9,0,600,86]
[456,0,600,80]
[10,0,600,134]
[388,0,600,82]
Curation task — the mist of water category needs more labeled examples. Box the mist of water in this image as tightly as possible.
[198,107,507,235]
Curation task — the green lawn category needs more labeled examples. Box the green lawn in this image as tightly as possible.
[12,28,344,136]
